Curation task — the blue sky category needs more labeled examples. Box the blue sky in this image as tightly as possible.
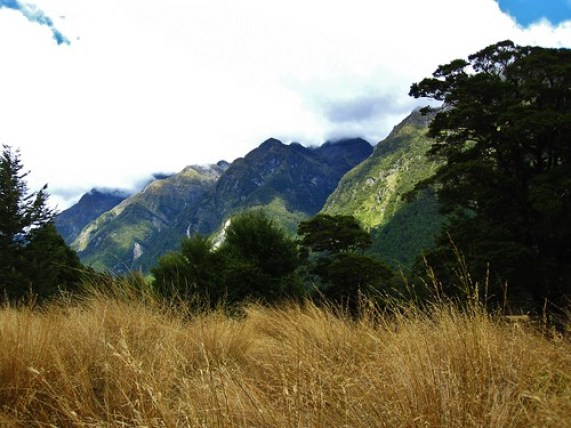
[0,0,570,209]
[0,0,69,44]
[498,0,571,26]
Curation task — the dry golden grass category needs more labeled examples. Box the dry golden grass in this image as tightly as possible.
[0,287,569,427]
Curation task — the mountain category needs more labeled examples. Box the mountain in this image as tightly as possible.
[70,163,229,272]
[54,189,129,244]
[183,138,374,235]
[322,109,444,268]
[62,139,372,272]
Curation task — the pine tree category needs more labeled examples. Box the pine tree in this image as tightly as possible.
[0,145,82,301]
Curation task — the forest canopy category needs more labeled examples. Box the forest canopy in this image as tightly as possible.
[409,40,571,313]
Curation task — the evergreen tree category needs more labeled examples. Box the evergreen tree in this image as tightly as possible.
[409,40,571,313]
[313,252,393,309]
[0,145,82,301]
[218,211,303,304]
[21,223,83,299]
[298,213,394,308]
[298,214,372,254]
[151,211,303,306]
[151,234,222,301]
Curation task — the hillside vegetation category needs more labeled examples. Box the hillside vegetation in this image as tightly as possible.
[71,164,228,272]
[323,109,444,268]
[0,285,569,427]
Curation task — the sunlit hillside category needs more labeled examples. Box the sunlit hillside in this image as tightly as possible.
[0,284,569,427]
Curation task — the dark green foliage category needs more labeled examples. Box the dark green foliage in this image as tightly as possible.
[151,234,222,301]
[298,214,394,308]
[322,109,444,270]
[0,146,53,242]
[0,145,83,301]
[152,211,302,306]
[18,223,83,299]
[298,214,372,253]
[371,189,443,268]
[217,211,303,304]
[410,40,571,313]
[313,252,393,308]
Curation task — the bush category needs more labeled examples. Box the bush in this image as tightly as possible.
[152,211,303,306]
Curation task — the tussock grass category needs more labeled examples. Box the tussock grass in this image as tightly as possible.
[0,285,569,427]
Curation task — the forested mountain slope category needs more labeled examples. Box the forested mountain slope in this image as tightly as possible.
[70,163,228,272]
[323,109,443,267]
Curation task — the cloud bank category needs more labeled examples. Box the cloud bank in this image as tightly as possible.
[0,0,569,209]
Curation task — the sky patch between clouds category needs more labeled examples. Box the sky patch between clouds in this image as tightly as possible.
[497,0,571,26]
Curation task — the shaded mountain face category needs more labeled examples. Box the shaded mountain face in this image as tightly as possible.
[184,138,374,236]
[62,139,372,273]
[322,109,444,268]
[54,189,129,244]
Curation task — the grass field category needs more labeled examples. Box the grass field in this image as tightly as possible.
[0,285,569,427]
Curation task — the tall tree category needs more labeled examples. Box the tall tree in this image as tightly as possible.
[218,210,302,304]
[0,145,53,246]
[409,40,571,312]
[0,145,82,300]
[298,214,393,309]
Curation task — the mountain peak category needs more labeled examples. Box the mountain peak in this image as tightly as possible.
[260,138,285,148]
[55,189,129,245]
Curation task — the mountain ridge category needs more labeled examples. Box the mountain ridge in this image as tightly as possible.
[69,162,229,271]
[322,108,443,267]
[57,110,444,273]
[55,189,130,245]
[62,138,373,272]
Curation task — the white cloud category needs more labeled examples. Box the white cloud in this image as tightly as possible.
[517,19,571,46]
[0,0,569,209]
